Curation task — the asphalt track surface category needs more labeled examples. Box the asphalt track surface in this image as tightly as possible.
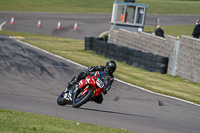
[0,12,200,133]
[1,11,200,39]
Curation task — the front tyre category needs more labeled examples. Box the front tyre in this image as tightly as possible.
[57,92,67,106]
[72,89,93,108]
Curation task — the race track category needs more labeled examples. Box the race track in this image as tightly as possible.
[0,12,111,40]
[1,12,200,39]
[0,36,200,133]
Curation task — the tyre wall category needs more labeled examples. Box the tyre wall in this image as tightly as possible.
[108,29,175,73]
[84,37,93,51]
[85,37,169,74]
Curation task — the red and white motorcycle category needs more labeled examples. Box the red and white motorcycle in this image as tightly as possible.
[57,71,108,108]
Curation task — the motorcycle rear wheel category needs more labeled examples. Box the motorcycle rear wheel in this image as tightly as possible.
[72,89,93,108]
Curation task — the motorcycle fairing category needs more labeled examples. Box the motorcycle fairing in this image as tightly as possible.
[78,76,95,89]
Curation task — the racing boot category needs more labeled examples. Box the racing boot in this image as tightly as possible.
[66,77,77,92]
[66,72,86,92]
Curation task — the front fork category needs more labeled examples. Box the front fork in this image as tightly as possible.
[64,85,79,101]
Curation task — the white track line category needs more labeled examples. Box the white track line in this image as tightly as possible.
[10,36,200,107]
[0,21,6,31]
[98,31,109,37]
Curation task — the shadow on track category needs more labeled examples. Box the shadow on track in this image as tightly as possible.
[79,107,154,119]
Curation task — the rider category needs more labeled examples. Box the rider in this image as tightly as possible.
[66,60,117,104]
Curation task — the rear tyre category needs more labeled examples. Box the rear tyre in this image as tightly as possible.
[72,89,93,108]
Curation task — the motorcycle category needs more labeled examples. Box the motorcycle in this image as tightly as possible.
[57,71,108,108]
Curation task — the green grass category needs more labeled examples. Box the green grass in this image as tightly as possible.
[0,108,131,133]
[144,25,195,37]
[138,0,200,14]
[0,0,114,13]
[0,0,200,14]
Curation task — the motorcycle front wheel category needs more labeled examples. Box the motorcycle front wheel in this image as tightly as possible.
[57,91,67,106]
[72,89,93,108]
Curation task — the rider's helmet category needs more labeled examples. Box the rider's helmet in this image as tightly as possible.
[105,60,117,74]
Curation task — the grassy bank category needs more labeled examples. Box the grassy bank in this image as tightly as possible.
[139,0,200,14]
[1,30,200,105]
[0,0,200,14]
[144,25,195,37]
[0,108,131,133]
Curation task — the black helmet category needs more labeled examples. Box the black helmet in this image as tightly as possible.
[105,60,117,73]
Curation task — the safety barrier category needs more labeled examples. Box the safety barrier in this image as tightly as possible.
[85,37,169,74]
[108,29,200,83]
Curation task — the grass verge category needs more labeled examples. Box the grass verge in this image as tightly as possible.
[0,0,200,14]
[144,25,195,37]
[0,108,130,133]
[139,0,200,14]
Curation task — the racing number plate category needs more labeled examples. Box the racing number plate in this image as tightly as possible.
[96,78,104,88]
